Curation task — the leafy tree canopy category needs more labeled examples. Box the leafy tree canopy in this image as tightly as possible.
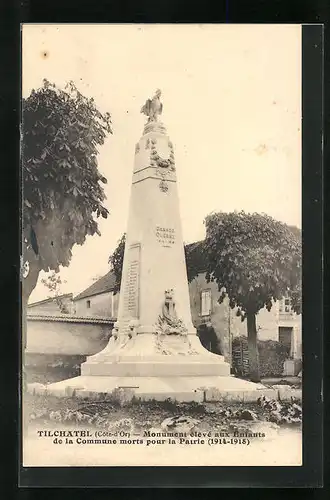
[41,271,70,314]
[108,233,126,294]
[41,270,65,295]
[22,79,112,301]
[184,240,205,283]
[203,211,302,318]
[107,213,302,318]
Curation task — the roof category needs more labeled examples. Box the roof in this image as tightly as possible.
[185,240,204,252]
[28,293,73,308]
[185,240,207,274]
[74,271,116,301]
[27,314,114,324]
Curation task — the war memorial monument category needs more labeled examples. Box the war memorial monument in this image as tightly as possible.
[46,90,268,402]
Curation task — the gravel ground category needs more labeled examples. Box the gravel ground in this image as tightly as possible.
[22,393,302,468]
[23,391,302,434]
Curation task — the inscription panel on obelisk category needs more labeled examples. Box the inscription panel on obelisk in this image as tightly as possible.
[122,243,140,318]
[155,226,176,248]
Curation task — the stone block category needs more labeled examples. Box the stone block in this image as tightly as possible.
[203,387,221,401]
[27,382,46,396]
[64,386,80,398]
[96,392,109,401]
[204,386,279,403]
[204,389,244,403]
[278,388,302,402]
[272,384,292,391]
[104,392,115,401]
[47,385,67,398]
[109,387,136,405]
[138,391,204,403]
[223,391,245,403]
[243,388,277,402]
[283,359,302,377]
[74,389,93,399]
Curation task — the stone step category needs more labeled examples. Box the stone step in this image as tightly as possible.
[81,359,231,377]
[30,374,304,403]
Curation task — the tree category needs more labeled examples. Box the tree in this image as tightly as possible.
[41,271,70,314]
[108,235,203,294]
[184,240,205,283]
[108,233,126,294]
[22,79,112,346]
[202,211,302,382]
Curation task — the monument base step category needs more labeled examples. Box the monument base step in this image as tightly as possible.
[81,359,231,377]
[40,375,277,403]
[80,334,231,377]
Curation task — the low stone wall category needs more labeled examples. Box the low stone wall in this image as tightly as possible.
[26,315,114,356]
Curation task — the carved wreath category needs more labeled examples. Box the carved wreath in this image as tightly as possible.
[155,317,198,356]
[155,314,188,336]
[150,139,175,173]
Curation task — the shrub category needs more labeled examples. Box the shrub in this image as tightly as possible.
[232,336,289,378]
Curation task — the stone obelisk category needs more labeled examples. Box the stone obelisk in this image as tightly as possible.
[80,90,230,384]
[46,92,270,401]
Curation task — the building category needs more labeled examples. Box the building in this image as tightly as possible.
[27,293,74,316]
[189,271,302,364]
[73,272,119,319]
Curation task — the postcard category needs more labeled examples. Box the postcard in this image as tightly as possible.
[21,24,304,470]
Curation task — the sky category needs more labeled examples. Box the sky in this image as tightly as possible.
[22,24,302,303]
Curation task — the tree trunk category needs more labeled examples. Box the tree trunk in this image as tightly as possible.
[22,257,40,349]
[246,312,261,382]
[21,251,41,391]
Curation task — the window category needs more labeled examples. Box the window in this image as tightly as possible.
[201,290,212,316]
[86,300,91,309]
[280,297,292,313]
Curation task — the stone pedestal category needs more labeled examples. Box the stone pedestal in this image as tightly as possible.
[80,119,230,380]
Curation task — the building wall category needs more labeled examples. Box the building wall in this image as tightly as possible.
[279,314,302,359]
[28,296,74,316]
[74,291,119,318]
[188,273,231,360]
[188,272,302,362]
[254,305,280,341]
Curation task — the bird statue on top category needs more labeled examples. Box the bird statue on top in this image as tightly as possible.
[140,89,163,123]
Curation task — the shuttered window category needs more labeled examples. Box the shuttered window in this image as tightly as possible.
[201,290,212,316]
